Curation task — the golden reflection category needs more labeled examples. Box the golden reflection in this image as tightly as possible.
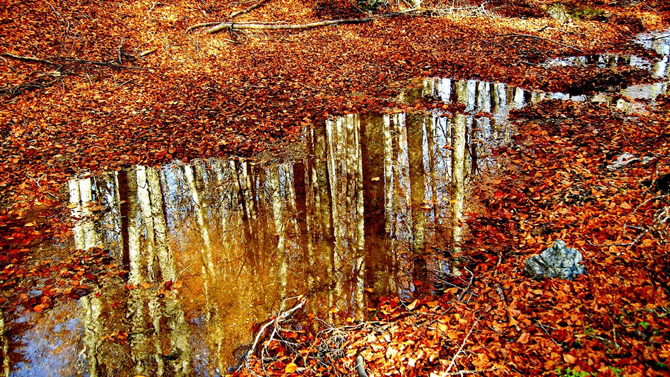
[48,77,524,374]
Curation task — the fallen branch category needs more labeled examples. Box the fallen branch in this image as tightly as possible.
[242,296,306,371]
[229,0,269,18]
[1,52,139,69]
[190,17,373,34]
[0,52,55,65]
[501,33,584,53]
[186,21,225,31]
[446,318,479,374]
[457,267,474,302]
[435,367,500,376]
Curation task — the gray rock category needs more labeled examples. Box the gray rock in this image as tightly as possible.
[607,152,637,170]
[525,240,586,280]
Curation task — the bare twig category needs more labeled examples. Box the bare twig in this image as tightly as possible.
[436,367,500,376]
[535,321,560,346]
[187,21,224,31]
[148,2,163,12]
[0,52,139,69]
[138,48,157,57]
[501,33,584,53]
[202,18,373,33]
[586,239,634,248]
[623,194,669,237]
[446,318,479,373]
[26,174,58,199]
[241,296,307,371]
[0,53,55,65]
[229,0,269,18]
[457,267,474,302]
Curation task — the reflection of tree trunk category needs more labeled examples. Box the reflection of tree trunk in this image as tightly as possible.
[148,167,176,282]
[326,114,365,319]
[136,166,160,281]
[313,126,334,239]
[425,116,438,223]
[477,81,491,113]
[293,162,311,277]
[361,114,389,297]
[451,114,467,259]
[470,118,480,176]
[163,298,193,376]
[184,165,216,277]
[68,177,102,250]
[127,168,143,282]
[81,295,102,377]
[383,114,402,293]
[232,160,258,268]
[268,165,289,291]
[407,113,427,282]
[118,170,132,270]
[1,309,9,377]
[305,126,336,297]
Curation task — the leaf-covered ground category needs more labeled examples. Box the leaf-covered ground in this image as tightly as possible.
[1,0,669,375]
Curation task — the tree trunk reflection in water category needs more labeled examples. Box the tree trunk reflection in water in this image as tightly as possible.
[451,114,467,261]
[0,310,8,377]
[406,113,427,283]
[184,165,216,278]
[325,114,366,320]
[45,75,543,374]
[68,177,101,250]
[361,114,391,298]
[65,167,194,376]
[81,295,102,377]
[304,126,336,301]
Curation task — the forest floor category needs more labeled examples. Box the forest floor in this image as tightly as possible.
[1,0,669,375]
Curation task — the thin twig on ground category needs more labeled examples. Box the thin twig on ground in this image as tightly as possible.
[229,0,269,18]
[205,18,373,34]
[501,33,584,53]
[446,318,479,373]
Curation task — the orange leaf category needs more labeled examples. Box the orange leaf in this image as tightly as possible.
[517,332,530,344]
[563,354,576,364]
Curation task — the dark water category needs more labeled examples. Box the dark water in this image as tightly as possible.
[5,31,669,377]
